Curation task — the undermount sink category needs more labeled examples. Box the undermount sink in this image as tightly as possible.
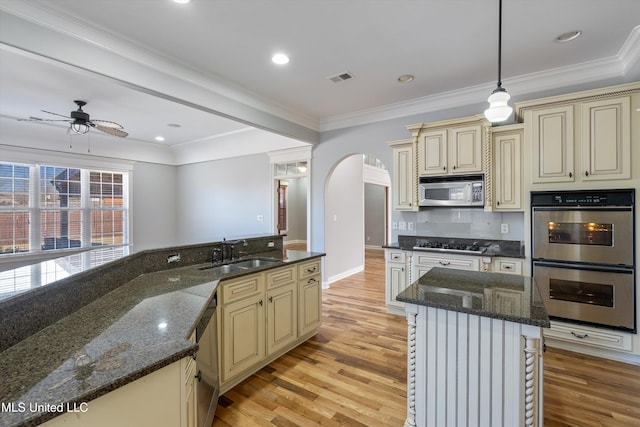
[197,258,281,273]
[232,258,280,268]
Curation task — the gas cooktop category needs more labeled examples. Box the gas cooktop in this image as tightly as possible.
[413,240,488,255]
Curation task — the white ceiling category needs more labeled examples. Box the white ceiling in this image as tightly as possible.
[1,0,639,160]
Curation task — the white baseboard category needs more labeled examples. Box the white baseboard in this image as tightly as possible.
[326,265,364,285]
[365,245,384,250]
[283,239,307,245]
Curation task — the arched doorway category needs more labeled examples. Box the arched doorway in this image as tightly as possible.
[323,153,390,285]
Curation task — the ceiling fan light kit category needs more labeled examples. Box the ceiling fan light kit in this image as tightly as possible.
[19,100,128,138]
[484,0,513,123]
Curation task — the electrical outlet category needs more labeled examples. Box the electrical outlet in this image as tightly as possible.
[501,224,509,234]
[399,221,407,230]
[408,222,415,231]
[257,214,264,222]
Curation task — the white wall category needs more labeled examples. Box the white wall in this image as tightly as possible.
[130,162,178,251]
[324,154,364,284]
[175,153,273,244]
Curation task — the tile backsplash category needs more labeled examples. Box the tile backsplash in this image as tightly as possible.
[415,208,524,240]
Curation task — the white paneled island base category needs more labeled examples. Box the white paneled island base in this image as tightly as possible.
[397,268,549,427]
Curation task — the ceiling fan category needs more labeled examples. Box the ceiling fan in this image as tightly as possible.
[20,100,128,137]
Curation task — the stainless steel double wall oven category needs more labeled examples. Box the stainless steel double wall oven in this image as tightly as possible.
[531,189,636,332]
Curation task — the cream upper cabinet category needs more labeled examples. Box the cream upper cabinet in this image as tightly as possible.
[417,125,483,176]
[389,139,417,211]
[448,125,483,174]
[529,105,575,183]
[492,124,523,211]
[581,96,631,181]
[517,82,639,186]
[417,130,447,175]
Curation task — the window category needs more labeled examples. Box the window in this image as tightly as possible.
[0,162,128,256]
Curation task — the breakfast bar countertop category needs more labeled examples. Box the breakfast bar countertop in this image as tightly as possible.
[0,248,324,427]
[396,267,550,327]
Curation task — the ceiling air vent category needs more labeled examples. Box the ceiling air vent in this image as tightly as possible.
[328,71,355,83]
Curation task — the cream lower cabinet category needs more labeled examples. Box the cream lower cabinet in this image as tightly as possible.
[219,273,266,388]
[42,355,196,427]
[266,272,298,356]
[385,248,409,315]
[298,259,322,337]
[218,260,322,393]
[492,257,524,275]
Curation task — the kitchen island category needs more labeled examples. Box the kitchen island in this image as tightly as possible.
[397,267,549,427]
[0,237,324,427]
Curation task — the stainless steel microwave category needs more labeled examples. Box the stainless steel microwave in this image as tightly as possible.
[418,176,484,207]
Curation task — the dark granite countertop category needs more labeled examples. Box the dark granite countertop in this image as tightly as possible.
[384,235,525,258]
[0,249,324,427]
[396,267,549,328]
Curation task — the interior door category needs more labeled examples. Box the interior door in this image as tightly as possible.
[277,180,287,235]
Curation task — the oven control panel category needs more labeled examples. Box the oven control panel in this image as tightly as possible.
[531,190,634,207]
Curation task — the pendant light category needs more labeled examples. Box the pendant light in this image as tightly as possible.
[484,0,513,122]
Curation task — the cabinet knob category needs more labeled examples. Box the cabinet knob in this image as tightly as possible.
[497,201,500,206]
[195,370,202,382]
[259,300,263,306]
[453,165,456,170]
[585,171,589,177]
[439,261,450,266]
[568,172,573,178]
[443,166,446,171]
[269,296,273,303]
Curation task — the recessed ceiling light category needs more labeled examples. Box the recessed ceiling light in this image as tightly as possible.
[272,53,290,65]
[397,74,414,83]
[555,30,582,43]
[155,136,165,142]
[173,0,191,4]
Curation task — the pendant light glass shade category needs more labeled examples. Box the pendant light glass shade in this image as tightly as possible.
[484,87,513,122]
[484,0,512,123]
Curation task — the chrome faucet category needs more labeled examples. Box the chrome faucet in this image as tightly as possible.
[222,239,249,261]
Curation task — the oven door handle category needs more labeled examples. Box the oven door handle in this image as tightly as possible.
[533,261,634,274]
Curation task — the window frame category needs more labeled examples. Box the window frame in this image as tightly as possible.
[0,152,132,262]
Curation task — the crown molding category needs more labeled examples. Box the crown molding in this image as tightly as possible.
[319,27,640,132]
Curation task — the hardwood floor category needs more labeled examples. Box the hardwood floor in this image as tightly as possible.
[213,249,640,426]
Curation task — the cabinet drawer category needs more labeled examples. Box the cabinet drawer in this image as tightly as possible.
[493,258,523,275]
[544,321,632,352]
[221,273,264,304]
[413,253,479,271]
[385,250,406,263]
[298,259,321,279]
[266,265,297,289]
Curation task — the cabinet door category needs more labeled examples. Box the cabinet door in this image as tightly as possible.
[393,143,417,210]
[581,96,631,181]
[299,275,322,337]
[530,105,574,182]
[418,130,448,176]
[183,354,198,427]
[385,262,407,310]
[493,131,522,210]
[449,125,483,173]
[266,284,297,355]
[220,294,265,384]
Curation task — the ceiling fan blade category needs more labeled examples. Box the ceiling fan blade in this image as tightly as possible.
[18,118,71,122]
[90,119,124,129]
[95,124,128,137]
[41,110,72,119]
